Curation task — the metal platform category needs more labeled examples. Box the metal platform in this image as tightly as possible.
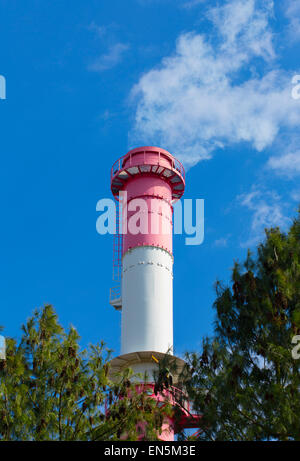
[109,285,122,311]
[111,147,185,202]
[108,350,186,383]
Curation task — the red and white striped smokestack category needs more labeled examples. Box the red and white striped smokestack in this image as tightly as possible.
[109,146,188,440]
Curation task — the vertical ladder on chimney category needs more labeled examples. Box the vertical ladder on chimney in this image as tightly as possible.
[109,199,122,310]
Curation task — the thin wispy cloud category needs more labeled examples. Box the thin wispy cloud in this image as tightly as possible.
[284,0,300,42]
[268,151,300,176]
[182,0,206,9]
[129,0,300,168]
[213,237,230,248]
[88,22,108,38]
[291,189,300,202]
[88,42,129,73]
[135,0,173,5]
[238,188,291,247]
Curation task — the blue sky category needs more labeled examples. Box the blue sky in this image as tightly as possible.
[0,0,299,356]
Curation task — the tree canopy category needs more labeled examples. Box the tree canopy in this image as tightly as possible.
[2,210,299,441]
[180,209,300,440]
[0,305,168,441]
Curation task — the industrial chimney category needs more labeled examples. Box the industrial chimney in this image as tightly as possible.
[108,146,199,440]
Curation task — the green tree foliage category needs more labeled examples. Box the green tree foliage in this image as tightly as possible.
[0,305,167,440]
[180,209,300,440]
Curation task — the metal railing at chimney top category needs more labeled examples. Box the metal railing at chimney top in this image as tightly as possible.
[111,150,185,182]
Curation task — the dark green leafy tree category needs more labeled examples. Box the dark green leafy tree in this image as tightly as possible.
[178,209,300,440]
[0,305,168,441]
[183,209,300,440]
